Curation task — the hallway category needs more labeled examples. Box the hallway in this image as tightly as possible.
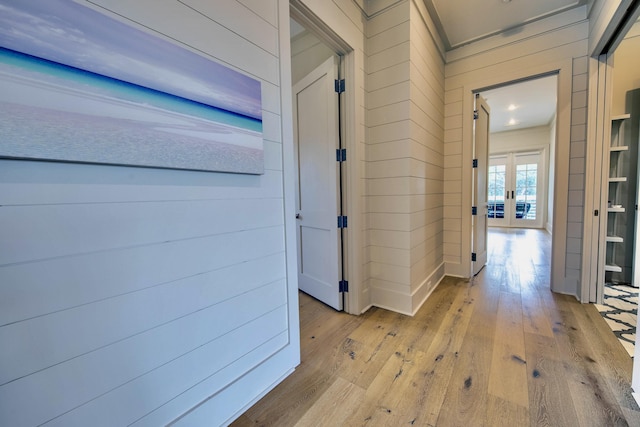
[232,228,640,426]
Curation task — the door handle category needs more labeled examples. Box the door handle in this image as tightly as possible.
[296,213,301,219]
[511,190,514,199]
[506,190,509,200]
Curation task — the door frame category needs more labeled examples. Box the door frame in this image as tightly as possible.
[289,1,361,314]
[583,3,640,303]
[584,54,613,304]
[292,55,343,310]
[461,61,571,292]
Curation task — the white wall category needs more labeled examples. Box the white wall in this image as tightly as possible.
[291,29,335,85]
[365,0,412,313]
[0,1,300,426]
[443,6,589,297]
[407,0,446,312]
[490,125,552,154]
[548,116,557,233]
[365,0,445,315]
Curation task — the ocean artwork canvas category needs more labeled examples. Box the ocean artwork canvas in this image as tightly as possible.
[0,0,264,174]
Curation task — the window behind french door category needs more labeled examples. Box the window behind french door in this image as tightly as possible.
[488,151,544,228]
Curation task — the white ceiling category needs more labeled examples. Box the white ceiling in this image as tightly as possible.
[421,1,577,133]
[424,0,589,50]
[481,75,558,134]
[291,2,575,134]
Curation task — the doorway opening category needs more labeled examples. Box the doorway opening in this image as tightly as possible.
[475,75,558,282]
[289,13,350,312]
[592,20,640,358]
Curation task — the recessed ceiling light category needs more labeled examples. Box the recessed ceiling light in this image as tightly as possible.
[508,104,518,111]
[507,118,519,126]
[502,0,512,3]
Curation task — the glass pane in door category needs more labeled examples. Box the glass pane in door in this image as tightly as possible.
[488,164,506,219]
[515,163,537,220]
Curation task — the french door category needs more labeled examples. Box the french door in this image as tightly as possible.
[488,151,544,228]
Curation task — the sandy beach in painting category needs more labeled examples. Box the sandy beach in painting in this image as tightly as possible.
[0,52,263,174]
[0,0,263,174]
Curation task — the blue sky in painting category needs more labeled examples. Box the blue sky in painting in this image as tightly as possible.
[0,0,262,120]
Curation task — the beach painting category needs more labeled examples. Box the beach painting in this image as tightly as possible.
[0,0,264,174]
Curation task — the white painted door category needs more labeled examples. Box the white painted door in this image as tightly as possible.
[473,94,490,276]
[488,151,545,228]
[292,56,342,310]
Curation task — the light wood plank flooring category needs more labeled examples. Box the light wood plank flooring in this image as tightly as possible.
[231,228,640,426]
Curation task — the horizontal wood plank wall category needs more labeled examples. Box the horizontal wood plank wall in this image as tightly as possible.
[365,0,445,314]
[442,7,589,294]
[366,0,413,314]
[0,0,300,426]
[567,55,589,290]
[407,0,445,312]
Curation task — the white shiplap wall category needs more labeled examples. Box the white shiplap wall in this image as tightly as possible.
[366,0,413,313]
[365,0,445,314]
[567,55,589,289]
[0,1,300,426]
[443,6,589,296]
[407,0,445,311]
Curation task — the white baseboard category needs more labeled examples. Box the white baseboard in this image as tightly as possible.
[445,261,470,278]
[410,263,445,316]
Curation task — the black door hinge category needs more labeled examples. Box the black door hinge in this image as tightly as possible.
[339,280,349,292]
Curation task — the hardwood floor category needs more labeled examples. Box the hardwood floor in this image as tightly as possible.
[231,228,640,426]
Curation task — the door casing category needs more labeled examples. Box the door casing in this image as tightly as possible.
[459,63,570,296]
[289,2,360,314]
